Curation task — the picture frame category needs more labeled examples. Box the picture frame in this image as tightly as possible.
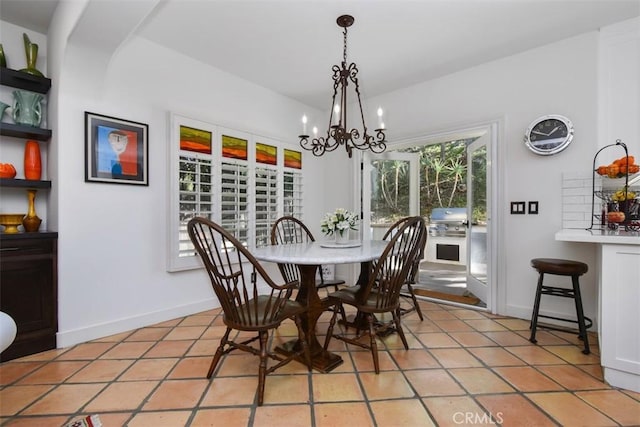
[85,112,149,185]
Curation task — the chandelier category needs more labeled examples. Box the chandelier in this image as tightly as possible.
[299,14,387,158]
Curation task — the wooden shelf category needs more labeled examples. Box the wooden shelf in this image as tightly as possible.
[0,178,51,189]
[0,123,52,141]
[0,67,51,93]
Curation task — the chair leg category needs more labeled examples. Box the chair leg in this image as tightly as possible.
[207,327,232,378]
[257,330,268,406]
[572,275,591,355]
[367,314,380,374]
[393,308,409,350]
[529,273,544,344]
[406,283,424,321]
[324,304,339,351]
[294,315,312,371]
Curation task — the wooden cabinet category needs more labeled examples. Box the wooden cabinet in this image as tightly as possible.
[0,233,58,361]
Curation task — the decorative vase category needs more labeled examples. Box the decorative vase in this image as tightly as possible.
[19,33,43,77]
[24,140,42,180]
[335,231,350,244]
[12,90,43,127]
[22,189,42,232]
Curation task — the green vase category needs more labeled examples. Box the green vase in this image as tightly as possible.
[0,43,6,68]
[19,33,43,77]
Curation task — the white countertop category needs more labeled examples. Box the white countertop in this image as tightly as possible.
[556,229,640,245]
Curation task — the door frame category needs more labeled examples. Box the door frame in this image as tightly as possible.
[353,119,503,313]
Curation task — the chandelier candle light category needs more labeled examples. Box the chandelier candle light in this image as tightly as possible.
[299,15,387,158]
[321,208,359,244]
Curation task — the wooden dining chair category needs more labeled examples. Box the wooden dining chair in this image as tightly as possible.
[270,216,347,321]
[382,217,426,321]
[324,216,427,373]
[187,217,311,406]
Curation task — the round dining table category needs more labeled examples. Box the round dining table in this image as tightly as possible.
[253,239,388,372]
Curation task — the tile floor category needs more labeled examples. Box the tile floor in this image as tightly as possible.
[1,299,639,426]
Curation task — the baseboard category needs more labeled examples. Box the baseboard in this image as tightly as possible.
[56,298,218,348]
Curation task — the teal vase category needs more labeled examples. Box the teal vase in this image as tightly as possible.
[12,90,43,127]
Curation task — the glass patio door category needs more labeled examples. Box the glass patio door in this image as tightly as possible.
[466,134,490,305]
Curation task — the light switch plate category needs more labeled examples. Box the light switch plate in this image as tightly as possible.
[528,201,539,214]
[511,201,526,214]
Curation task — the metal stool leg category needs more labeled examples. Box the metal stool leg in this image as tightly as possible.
[529,272,544,344]
[571,275,590,355]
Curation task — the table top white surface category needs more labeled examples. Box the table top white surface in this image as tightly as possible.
[556,229,640,245]
[253,240,388,265]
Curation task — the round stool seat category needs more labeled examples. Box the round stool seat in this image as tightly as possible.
[531,258,588,276]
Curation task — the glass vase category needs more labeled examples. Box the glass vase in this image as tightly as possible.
[22,189,42,232]
[335,231,350,244]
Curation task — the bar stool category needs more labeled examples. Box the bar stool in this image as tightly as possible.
[529,258,592,354]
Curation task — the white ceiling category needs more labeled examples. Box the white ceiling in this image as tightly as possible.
[2,0,639,109]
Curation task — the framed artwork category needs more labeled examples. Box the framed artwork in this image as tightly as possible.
[256,142,277,165]
[85,112,149,185]
[222,134,248,160]
[180,125,212,154]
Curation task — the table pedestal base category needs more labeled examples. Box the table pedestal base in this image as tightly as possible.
[276,339,343,373]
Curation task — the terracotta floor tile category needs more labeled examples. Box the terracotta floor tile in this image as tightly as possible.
[493,318,531,330]
[450,309,489,320]
[320,351,354,373]
[67,359,133,383]
[143,340,194,358]
[359,371,414,400]
[314,402,373,427]
[505,346,566,365]
[404,369,466,397]
[152,318,184,328]
[350,348,396,372]
[537,365,609,390]
[17,361,89,384]
[85,412,132,426]
[200,325,231,340]
[125,327,172,341]
[381,330,424,349]
[163,326,208,341]
[0,385,53,416]
[191,408,252,426]
[55,342,115,360]
[1,415,69,426]
[405,320,442,333]
[431,319,475,332]
[99,342,155,359]
[467,347,526,367]
[165,356,209,379]
[518,329,570,345]
[449,331,497,347]
[526,391,617,426]
[92,331,133,343]
[475,394,556,427]
[143,379,209,410]
[0,362,44,385]
[417,332,461,348]
[312,372,363,402]
[483,330,532,346]
[544,345,601,364]
[466,319,508,332]
[84,380,158,412]
[576,389,640,425]
[127,410,192,427]
[389,348,440,370]
[424,310,458,320]
[492,366,563,392]
[370,399,436,426]
[262,374,310,404]
[423,395,497,427]
[119,358,178,381]
[22,383,105,415]
[12,348,68,362]
[429,348,482,368]
[254,404,312,427]
[576,363,605,381]
[179,314,213,327]
[449,368,514,394]
[200,376,258,406]
[215,353,259,377]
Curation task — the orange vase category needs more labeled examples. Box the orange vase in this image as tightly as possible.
[24,140,41,180]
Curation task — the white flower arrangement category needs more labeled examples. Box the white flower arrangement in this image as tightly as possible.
[320,208,359,236]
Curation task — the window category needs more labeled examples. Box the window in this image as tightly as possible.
[167,114,305,271]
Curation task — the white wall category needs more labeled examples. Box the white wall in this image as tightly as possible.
[364,31,612,321]
[45,4,331,347]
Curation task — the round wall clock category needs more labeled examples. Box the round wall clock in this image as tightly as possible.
[524,115,574,156]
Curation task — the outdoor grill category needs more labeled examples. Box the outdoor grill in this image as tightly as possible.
[428,207,468,237]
